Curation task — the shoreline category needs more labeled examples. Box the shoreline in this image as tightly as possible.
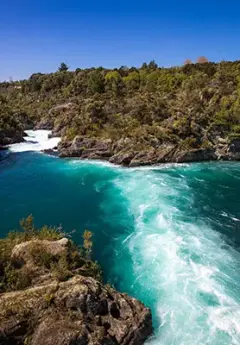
[57,135,240,167]
[4,129,240,167]
[4,144,240,168]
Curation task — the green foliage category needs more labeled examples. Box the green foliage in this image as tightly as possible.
[44,293,55,306]
[232,124,240,133]
[4,264,33,291]
[58,62,69,72]
[87,70,105,94]
[1,59,240,153]
[105,71,121,82]
[52,253,72,281]
[148,60,158,69]
[123,71,140,90]
[0,217,102,292]
[20,214,35,233]
[66,127,79,140]
[29,243,55,269]
[180,137,199,149]
[83,230,93,259]
[105,71,122,94]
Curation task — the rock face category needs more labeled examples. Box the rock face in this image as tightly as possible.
[59,136,113,160]
[215,138,240,161]
[0,239,152,345]
[171,148,216,163]
[58,135,240,167]
[0,130,24,146]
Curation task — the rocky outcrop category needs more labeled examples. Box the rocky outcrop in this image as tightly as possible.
[129,145,176,167]
[11,238,69,264]
[0,130,24,146]
[215,138,240,161]
[34,117,54,130]
[171,148,217,163]
[109,151,135,166]
[59,136,113,160]
[58,135,240,166]
[0,239,152,345]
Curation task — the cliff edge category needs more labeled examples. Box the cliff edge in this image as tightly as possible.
[0,223,152,345]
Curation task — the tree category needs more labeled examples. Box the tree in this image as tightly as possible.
[141,62,148,69]
[184,59,193,65]
[87,70,105,94]
[119,65,129,71]
[197,56,209,64]
[123,71,140,90]
[148,60,158,69]
[58,62,69,72]
[105,71,122,94]
[146,71,160,91]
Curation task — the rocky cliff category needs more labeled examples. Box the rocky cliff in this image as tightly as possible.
[0,237,152,345]
[58,135,240,166]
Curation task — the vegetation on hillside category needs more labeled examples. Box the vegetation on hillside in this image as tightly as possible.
[0,59,240,149]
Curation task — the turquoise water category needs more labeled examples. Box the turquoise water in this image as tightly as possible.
[1,151,240,345]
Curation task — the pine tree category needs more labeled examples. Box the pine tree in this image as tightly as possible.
[58,62,69,72]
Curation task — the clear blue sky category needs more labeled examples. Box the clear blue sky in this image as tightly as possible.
[1,0,240,80]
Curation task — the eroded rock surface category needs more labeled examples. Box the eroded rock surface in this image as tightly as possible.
[58,136,240,166]
[0,239,152,345]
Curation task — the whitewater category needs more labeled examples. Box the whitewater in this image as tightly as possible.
[8,129,61,152]
[3,130,240,345]
[113,168,240,345]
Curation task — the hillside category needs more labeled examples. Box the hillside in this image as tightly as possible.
[1,60,240,164]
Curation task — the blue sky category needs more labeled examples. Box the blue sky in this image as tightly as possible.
[0,0,240,80]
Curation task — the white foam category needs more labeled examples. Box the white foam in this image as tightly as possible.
[69,159,190,172]
[128,162,190,172]
[114,169,240,345]
[69,159,121,169]
[8,130,61,152]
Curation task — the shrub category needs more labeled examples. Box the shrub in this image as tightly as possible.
[83,230,93,259]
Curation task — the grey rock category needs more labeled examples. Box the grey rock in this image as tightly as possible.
[0,240,152,345]
[172,148,216,163]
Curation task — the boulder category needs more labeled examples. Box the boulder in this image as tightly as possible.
[11,238,69,264]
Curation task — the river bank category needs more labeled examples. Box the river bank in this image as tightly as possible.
[4,129,240,167]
